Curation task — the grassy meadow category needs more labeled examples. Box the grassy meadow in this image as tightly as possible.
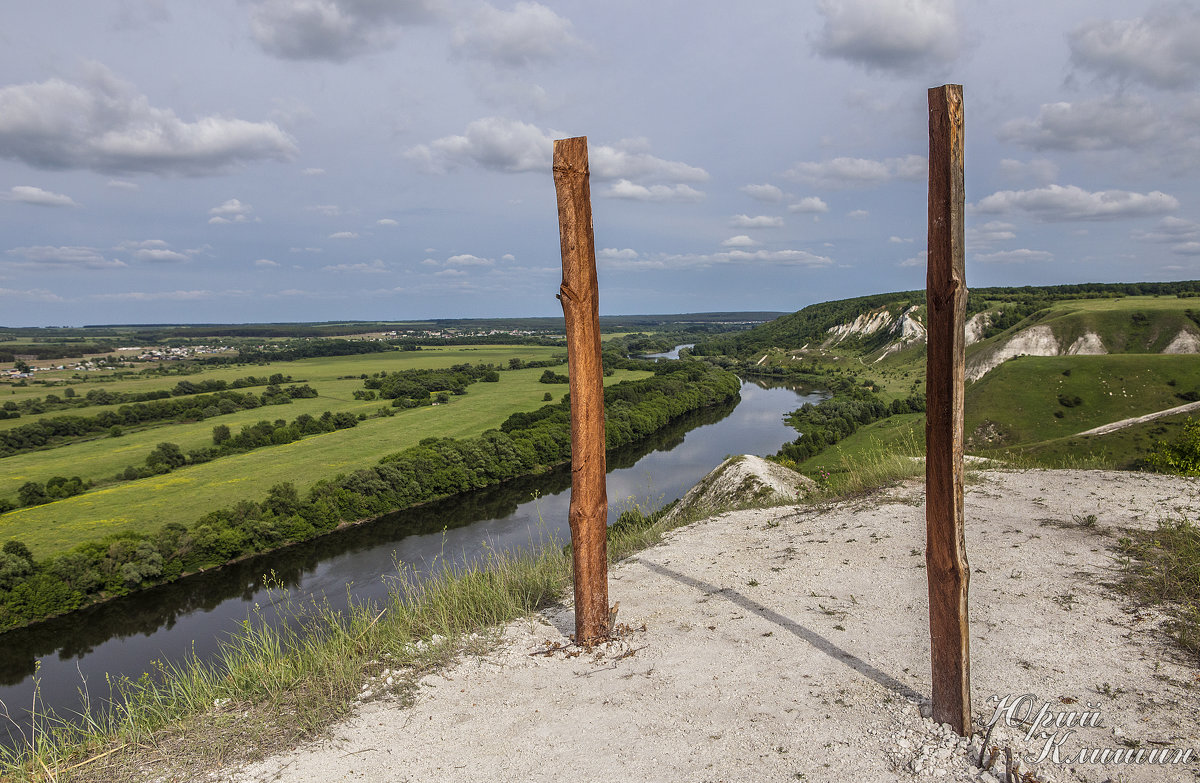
[0,346,651,557]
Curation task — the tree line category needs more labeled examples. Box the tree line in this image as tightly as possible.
[1,374,293,419]
[0,362,739,631]
[0,384,318,457]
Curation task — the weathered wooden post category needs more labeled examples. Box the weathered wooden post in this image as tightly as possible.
[552,136,610,645]
[926,84,971,735]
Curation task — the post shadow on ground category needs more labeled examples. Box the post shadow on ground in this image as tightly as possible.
[637,559,926,703]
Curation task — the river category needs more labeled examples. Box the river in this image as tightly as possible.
[0,373,817,744]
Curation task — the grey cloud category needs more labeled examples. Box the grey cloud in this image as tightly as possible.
[997,158,1058,184]
[249,0,443,62]
[0,64,296,176]
[815,0,960,73]
[452,2,578,67]
[999,95,1160,151]
[974,184,1178,221]
[1069,4,1200,89]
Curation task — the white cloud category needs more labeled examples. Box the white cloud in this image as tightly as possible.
[248,0,444,62]
[0,286,65,302]
[590,141,709,183]
[329,231,359,239]
[376,218,398,226]
[106,179,139,190]
[208,198,254,224]
[740,183,785,202]
[310,204,341,216]
[6,245,126,269]
[435,268,467,277]
[847,209,869,218]
[973,249,1054,264]
[602,180,705,202]
[815,0,960,73]
[889,236,914,243]
[721,235,759,247]
[500,253,516,262]
[1132,215,1200,255]
[116,239,198,263]
[598,247,638,261]
[322,259,387,273]
[134,248,189,263]
[999,95,1160,151]
[730,214,784,228]
[601,248,834,270]
[788,197,829,214]
[967,221,1017,243]
[899,250,926,268]
[1069,5,1200,89]
[255,258,281,267]
[93,289,216,301]
[452,2,578,67]
[301,167,325,175]
[4,185,77,207]
[974,184,1178,221]
[785,154,924,188]
[997,158,1059,184]
[408,118,707,183]
[446,253,493,266]
[0,64,296,175]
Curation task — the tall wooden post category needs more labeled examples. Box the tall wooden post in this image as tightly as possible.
[926,84,971,735]
[552,136,610,645]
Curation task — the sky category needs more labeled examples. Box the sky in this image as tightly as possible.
[2,1,1200,326]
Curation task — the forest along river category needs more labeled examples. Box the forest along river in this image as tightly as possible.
[0,374,820,745]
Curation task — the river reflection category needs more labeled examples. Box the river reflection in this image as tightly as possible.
[0,378,819,742]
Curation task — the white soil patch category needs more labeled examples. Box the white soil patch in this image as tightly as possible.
[1074,400,1200,437]
[1163,329,1200,355]
[967,325,1060,381]
[230,469,1200,783]
[661,455,816,524]
[1066,332,1106,356]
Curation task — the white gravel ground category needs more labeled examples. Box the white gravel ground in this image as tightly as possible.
[231,469,1200,783]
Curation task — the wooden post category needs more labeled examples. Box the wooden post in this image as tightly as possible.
[552,136,610,645]
[926,84,971,735]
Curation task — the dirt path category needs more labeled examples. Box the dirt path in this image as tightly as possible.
[230,469,1200,783]
[1074,400,1200,438]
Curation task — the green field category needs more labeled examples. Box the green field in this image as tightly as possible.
[965,354,1200,449]
[0,346,650,557]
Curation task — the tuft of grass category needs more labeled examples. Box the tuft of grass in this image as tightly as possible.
[0,498,700,782]
[0,537,574,782]
[803,428,925,499]
[1116,518,1200,659]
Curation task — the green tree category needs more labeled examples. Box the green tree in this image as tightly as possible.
[18,482,47,507]
[212,424,231,445]
[146,442,187,471]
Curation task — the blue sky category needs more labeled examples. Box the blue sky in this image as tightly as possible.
[2,1,1199,326]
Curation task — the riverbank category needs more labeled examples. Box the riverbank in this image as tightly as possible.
[29,466,1200,782]
[0,362,740,633]
[236,468,1200,783]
